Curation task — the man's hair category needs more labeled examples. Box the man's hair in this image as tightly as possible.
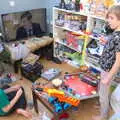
[21,11,32,20]
[106,5,120,20]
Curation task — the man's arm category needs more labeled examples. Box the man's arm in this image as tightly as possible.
[109,52,120,77]
[4,85,21,94]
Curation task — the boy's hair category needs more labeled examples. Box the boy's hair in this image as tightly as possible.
[106,5,120,20]
[21,11,32,20]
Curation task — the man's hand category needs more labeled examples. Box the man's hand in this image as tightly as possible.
[101,74,112,85]
[99,36,108,45]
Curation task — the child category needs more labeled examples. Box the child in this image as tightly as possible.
[93,5,120,120]
[0,85,32,118]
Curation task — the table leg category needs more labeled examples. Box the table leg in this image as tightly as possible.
[32,90,39,113]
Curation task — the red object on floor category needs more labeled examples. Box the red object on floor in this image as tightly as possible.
[64,76,96,96]
[51,113,69,120]
[59,113,69,120]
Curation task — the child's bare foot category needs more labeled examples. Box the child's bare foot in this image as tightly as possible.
[16,108,32,118]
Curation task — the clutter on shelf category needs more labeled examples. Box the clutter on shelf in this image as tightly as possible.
[87,39,104,58]
[54,42,82,67]
[57,0,115,18]
[59,0,82,11]
[55,12,87,32]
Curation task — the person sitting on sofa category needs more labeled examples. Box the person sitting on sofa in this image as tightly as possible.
[0,85,32,118]
[16,11,43,40]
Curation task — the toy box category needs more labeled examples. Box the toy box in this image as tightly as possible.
[41,68,61,81]
[21,61,43,82]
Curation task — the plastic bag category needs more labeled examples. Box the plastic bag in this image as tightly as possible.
[110,84,120,113]
[42,112,51,120]
[32,112,51,120]
[10,43,30,60]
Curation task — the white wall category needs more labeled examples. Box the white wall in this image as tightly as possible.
[45,0,60,32]
[0,0,46,14]
[0,0,60,33]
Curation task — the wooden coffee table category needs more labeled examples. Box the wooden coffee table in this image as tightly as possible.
[32,82,71,120]
[31,60,99,119]
[32,61,78,119]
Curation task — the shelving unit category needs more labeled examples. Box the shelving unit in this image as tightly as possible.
[53,7,106,70]
[53,7,105,40]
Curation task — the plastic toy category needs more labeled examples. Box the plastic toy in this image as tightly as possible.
[59,112,69,120]
[64,52,82,65]
[81,30,91,65]
[54,102,63,113]
[44,88,80,106]
[48,97,71,113]
[64,76,97,96]
[63,103,71,109]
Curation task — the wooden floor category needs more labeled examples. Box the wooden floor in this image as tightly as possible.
[0,59,113,120]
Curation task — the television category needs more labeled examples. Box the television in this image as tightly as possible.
[1,8,47,41]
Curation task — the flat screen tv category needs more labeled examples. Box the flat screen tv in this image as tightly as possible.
[1,8,47,41]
